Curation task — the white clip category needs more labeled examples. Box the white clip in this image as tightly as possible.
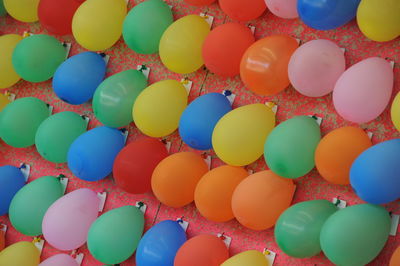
[99,53,110,66]
[0,223,7,233]
[332,197,347,209]
[19,163,31,182]
[120,128,129,144]
[248,25,256,34]
[135,201,147,214]
[176,218,189,232]
[4,91,16,102]
[162,140,171,152]
[308,115,323,126]
[390,213,399,236]
[247,169,254,175]
[295,38,301,45]
[33,238,45,254]
[48,105,54,115]
[367,131,373,140]
[222,90,236,105]
[217,233,232,248]
[200,13,214,27]
[263,248,276,265]
[340,47,346,54]
[97,192,107,212]
[180,78,193,94]
[63,42,72,59]
[137,65,150,79]
[75,253,84,265]
[81,115,90,129]
[265,102,278,114]
[203,154,212,170]
[58,175,69,194]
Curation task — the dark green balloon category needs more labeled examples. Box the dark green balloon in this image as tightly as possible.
[0,0,6,16]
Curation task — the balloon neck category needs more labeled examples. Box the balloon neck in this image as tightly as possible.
[57,174,66,180]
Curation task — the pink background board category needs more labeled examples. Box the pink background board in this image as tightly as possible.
[1,0,400,265]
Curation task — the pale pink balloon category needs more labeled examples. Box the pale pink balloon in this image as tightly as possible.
[288,39,346,97]
[42,188,99,251]
[39,254,78,266]
[333,57,393,123]
[265,0,298,19]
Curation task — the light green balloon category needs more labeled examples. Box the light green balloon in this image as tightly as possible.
[320,204,391,266]
[9,176,63,236]
[275,200,337,258]
[93,70,148,128]
[0,97,49,148]
[264,116,321,178]
[122,0,173,54]
[88,205,145,264]
[0,0,6,16]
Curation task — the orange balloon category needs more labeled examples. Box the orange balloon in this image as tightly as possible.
[0,230,4,251]
[390,246,400,266]
[151,152,209,208]
[240,35,298,96]
[219,0,266,21]
[195,165,248,222]
[315,126,372,185]
[232,170,295,230]
[174,234,229,266]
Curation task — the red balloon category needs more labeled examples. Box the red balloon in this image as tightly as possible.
[219,0,266,21]
[184,0,216,6]
[113,137,168,194]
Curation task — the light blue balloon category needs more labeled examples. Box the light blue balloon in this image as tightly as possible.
[0,165,25,215]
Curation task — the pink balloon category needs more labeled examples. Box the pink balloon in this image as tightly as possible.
[39,254,78,266]
[288,39,345,97]
[42,188,99,251]
[265,0,298,19]
[333,57,393,123]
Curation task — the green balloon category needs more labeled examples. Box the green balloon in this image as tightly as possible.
[122,0,173,54]
[0,0,6,16]
[264,116,321,178]
[275,200,337,258]
[0,97,49,148]
[320,204,391,266]
[88,206,145,264]
[12,34,66,82]
[93,70,148,128]
[35,111,87,163]
[9,176,63,236]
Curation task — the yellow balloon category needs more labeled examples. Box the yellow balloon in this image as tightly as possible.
[133,80,188,137]
[391,92,400,132]
[212,104,275,166]
[72,0,127,51]
[0,34,22,89]
[0,94,10,112]
[0,241,40,266]
[357,0,400,42]
[3,0,39,22]
[221,250,268,266]
[159,15,210,74]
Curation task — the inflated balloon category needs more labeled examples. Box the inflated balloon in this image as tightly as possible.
[221,250,267,266]
[232,170,295,230]
[159,15,210,74]
[0,231,4,251]
[297,0,361,30]
[320,204,391,265]
[0,165,25,216]
[219,0,266,21]
[391,93,400,132]
[42,188,99,251]
[123,0,173,54]
[53,52,106,105]
[113,137,168,194]
[0,34,22,89]
[195,165,248,222]
[72,0,127,51]
[0,241,40,266]
[88,206,144,264]
[179,93,232,150]
[152,152,209,208]
[0,0,6,16]
[3,0,39,22]
[390,246,400,266]
[212,104,275,166]
[0,97,49,148]
[265,0,298,19]
[315,126,371,185]
[184,0,216,6]
[333,57,393,123]
[67,126,125,182]
[0,94,10,112]
[93,70,148,128]
[39,254,78,266]
[288,39,346,97]
[136,220,187,266]
[133,80,188,137]
[202,23,255,77]
[240,35,298,95]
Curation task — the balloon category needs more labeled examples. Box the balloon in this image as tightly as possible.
[72,0,127,51]
[0,97,49,148]
[221,250,267,266]
[195,165,248,222]
[288,39,346,97]
[240,35,298,95]
[39,254,78,266]
[174,235,229,266]
[202,23,255,77]
[297,0,361,30]
[315,126,371,185]
[53,52,106,105]
[42,188,99,251]
[93,70,148,128]
[136,220,186,266]
[357,0,400,42]
[133,80,188,138]
[179,93,232,150]
[392,93,400,132]
[0,94,10,112]
[232,170,295,230]
[390,246,400,266]
[123,0,173,54]
[113,137,168,194]
[265,0,298,19]
[88,206,144,264]
[0,0,6,16]
[3,0,39,22]
[350,139,400,204]
[184,0,216,6]
[0,34,22,89]
[0,165,25,216]
[333,57,393,123]
[159,15,210,74]
[219,0,266,21]
[67,126,125,182]
[0,241,40,266]
[212,104,275,166]
[0,231,4,252]
[264,116,321,179]
[152,152,209,208]
[320,204,391,265]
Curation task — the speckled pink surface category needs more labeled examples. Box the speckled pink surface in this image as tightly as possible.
[1,0,400,265]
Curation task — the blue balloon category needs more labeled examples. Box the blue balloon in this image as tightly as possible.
[136,220,187,266]
[179,93,232,150]
[297,0,360,30]
[67,126,125,181]
[350,139,400,204]
[0,165,25,215]
[53,52,106,105]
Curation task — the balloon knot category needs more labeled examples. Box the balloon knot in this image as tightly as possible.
[223,90,232,97]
